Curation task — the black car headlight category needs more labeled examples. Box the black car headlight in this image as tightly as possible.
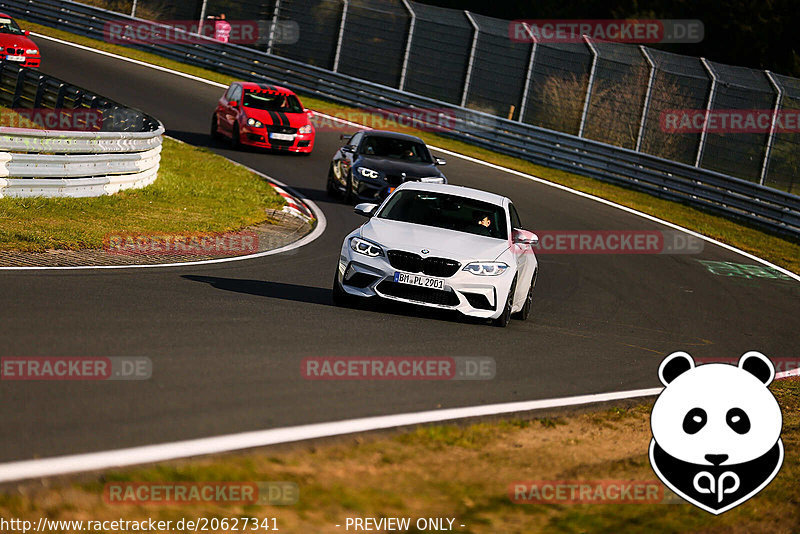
[350,236,384,257]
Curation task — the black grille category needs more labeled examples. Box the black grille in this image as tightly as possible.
[385,174,405,186]
[387,250,460,277]
[343,272,379,288]
[267,125,297,134]
[377,281,459,306]
[6,48,22,54]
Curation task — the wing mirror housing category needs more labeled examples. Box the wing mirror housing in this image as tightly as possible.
[229,100,238,108]
[512,228,539,246]
[435,157,446,166]
[354,203,379,217]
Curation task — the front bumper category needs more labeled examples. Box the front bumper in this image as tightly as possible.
[239,127,314,153]
[337,243,515,320]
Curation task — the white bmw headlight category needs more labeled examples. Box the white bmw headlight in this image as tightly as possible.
[298,124,313,134]
[246,117,264,128]
[350,236,384,257]
[358,167,380,179]
[463,262,509,276]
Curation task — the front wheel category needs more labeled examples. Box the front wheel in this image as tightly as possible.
[210,115,221,141]
[512,271,536,321]
[492,278,516,327]
[332,269,355,307]
[231,125,241,149]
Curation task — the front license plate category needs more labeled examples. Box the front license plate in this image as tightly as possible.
[6,55,24,62]
[269,132,295,141]
[394,272,445,290]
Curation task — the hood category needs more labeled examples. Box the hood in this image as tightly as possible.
[356,156,443,178]
[0,33,37,52]
[360,218,509,262]
[242,108,308,128]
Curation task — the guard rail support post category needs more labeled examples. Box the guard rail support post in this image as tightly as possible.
[695,57,717,167]
[54,82,67,108]
[196,0,208,37]
[578,34,598,138]
[460,11,479,108]
[398,0,415,91]
[332,0,348,72]
[517,23,537,123]
[635,45,656,152]
[266,0,282,55]
[760,71,782,185]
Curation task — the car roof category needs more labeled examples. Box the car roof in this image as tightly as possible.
[237,82,295,95]
[360,130,425,144]
[0,13,14,19]
[395,182,508,207]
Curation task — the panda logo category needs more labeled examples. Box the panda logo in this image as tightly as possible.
[649,351,784,515]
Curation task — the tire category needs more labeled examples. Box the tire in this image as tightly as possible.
[326,166,338,197]
[343,170,354,203]
[231,125,241,150]
[332,268,355,307]
[492,277,516,327]
[512,271,536,321]
[210,115,221,142]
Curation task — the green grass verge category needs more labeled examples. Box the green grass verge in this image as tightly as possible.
[2,379,796,533]
[19,17,800,273]
[0,138,284,251]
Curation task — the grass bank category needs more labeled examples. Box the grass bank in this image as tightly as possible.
[0,138,284,251]
[2,378,796,533]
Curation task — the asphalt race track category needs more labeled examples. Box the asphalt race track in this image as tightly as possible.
[0,38,797,464]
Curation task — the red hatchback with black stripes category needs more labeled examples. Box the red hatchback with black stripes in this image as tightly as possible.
[211,81,315,154]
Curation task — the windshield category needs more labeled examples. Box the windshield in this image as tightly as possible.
[359,135,432,163]
[378,190,508,239]
[242,91,303,113]
[0,17,23,35]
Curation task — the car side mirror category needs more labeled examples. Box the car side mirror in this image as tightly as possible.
[354,203,379,217]
[512,229,538,246]
[340,134,352,142]
[435,157,446,166]
[341,145,355,153]
[24,30,29,36]
[304,108,313,117]
[229,101,238,108]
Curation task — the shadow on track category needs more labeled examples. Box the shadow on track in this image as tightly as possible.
[183,275,334,306]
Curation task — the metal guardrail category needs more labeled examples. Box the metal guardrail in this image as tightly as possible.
[0,60,163,198]
[5,0,799,237]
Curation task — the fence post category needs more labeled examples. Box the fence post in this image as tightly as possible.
[130,0,138,18]
[266,0,282,54]
[517,23,537,123]
[695,58,717,167]
[577,35,598,138]
[332,0,349,72]
[196,0,208,36]
[760,71,782,185]
[460,11,479,108]
[398,0,416,91]
[635,46,656,152]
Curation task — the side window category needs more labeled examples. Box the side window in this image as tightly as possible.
[223,84,236,100]
[349,131,364,149]
[509,203,523,230]
[231,85,242,102]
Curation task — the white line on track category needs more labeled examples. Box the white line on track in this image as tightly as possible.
[0,387,663,482]
[0,32,794,482]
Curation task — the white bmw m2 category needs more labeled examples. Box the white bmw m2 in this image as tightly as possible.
[333,182,538,327]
